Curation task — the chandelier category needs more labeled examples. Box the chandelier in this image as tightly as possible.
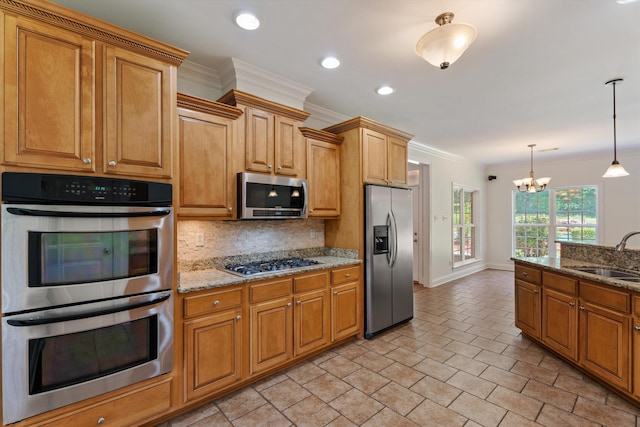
[415,12,477,70]
[602,78,630,178]
[513,145,551,193]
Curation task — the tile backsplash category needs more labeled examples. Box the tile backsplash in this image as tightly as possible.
[177,219,325,263]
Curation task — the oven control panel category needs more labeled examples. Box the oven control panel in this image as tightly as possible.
[1,172,172,206]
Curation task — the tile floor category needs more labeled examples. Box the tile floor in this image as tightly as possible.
[157,269,640,426]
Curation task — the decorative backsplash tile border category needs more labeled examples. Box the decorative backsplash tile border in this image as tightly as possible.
[560,241,640,273]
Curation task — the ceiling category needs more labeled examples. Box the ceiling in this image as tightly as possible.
[52,0,640,166]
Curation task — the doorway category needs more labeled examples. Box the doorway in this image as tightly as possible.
[408,162,430,287]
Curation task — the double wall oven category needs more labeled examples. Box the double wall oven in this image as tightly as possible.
[1,172,174,424]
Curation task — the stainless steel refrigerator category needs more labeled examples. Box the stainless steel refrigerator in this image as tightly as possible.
[364,184,413,338]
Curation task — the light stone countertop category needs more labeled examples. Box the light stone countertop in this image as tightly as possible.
[178,256,361,293]
[512,256,640,293]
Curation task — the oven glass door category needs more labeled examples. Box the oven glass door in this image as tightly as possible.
[31,229,158,287]
[1,291,173,424]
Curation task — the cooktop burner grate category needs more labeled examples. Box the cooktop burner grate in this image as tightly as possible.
[223,257,320,276]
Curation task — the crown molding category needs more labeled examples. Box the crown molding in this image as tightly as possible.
[408,140,465,162]
[303,102,350,129]
[178,60,221,92]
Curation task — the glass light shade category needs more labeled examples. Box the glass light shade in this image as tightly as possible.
[537,177,551,186]
[602,161,630,178]
[416,23,477,69]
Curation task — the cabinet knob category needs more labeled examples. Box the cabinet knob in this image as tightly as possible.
[97,418,105,425]
[236,315,241,320]
[277,165,282,170]
[310,209,314,213]
[522,272,528,277]
[268,164,273,169]
[213,300,220,305]
[83,158,92,164]
[287,302,292,307]
[333,291,338,295]
[569,302,576,307]
[228,207,233,211]
[579,306,585,311]
[345,273,351,278]
[297,300,302,305]
[533,289,539,294]
[634,325,640,332]
[108,160,117,166]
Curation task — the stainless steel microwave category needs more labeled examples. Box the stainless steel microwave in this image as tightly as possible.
[238,172,308,219]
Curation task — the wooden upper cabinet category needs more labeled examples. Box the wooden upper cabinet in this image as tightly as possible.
[2,15,96,171]
[300,127,343,218]
[103,46,175,178]
[218,90,310,178]
[323,117,413,188]
[176,93,243,218]
[1,0,188,178]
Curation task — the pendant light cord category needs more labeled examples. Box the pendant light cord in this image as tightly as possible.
[612,81,618,163]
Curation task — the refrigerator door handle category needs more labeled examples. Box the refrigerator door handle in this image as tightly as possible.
[389,210,398,268]
[386,212,392,265]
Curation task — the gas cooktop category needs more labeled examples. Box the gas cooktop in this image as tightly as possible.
[223,257,320,276]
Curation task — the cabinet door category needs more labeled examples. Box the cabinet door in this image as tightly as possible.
[331,281,360,341]
[245,107,274,173]
[104,45,173,178]
[177,108,235,218]
[633,320,640,399]
[250,297,292,374]
[307,139,341,217]
[274,115,299,176]
[3,15,95,171]
[362,129,388,185]
[294,289,330,356]
[184,309,243,401]
[579,301,631,391]
[542,288,577,361]
[515,279,541,339]
[387,136,408,186]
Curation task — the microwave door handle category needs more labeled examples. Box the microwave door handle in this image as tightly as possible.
[6,207,171,218]
[6,293,171,327]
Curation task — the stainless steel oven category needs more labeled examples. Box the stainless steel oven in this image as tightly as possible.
[1,172,174,424]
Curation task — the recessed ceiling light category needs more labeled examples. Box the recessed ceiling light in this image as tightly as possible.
[616,0,638,4]
[376,86,394,95]
[321,57,340,69]
[235,12,260,30]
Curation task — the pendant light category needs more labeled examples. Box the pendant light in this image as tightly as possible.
[602,78,630,178]
[513,144,551,193]
[415,12,477,70]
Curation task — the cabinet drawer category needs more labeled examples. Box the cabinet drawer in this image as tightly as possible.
[249,278,292,303]
[633,296,640,318]
[42,378,171,427]
[543,271,577,295]
[580,280,630,313]
[184,288,242,319]
[331,266,360,285]
[294,271,328,293]
[515,264,541,285]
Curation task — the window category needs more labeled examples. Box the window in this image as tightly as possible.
[513,186,597,258]
[453,185,477,266]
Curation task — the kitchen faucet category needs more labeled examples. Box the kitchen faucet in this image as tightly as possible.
[615,231,640,251]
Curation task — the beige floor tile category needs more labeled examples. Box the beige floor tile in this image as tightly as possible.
[605,392,640,416]
[362,407,420,427]
[445,353,489,376]
[510,360,558,385]
[259,378,311,411]
[406,398,468,427]
[352,350,395,372]
[553,374,608,403]
[410,375,462,406]
[334,342,370,360]
[378,362,425,388]
[413,357,458,382]
[164,401,221,427]
[385,346,425,367]
[343,367,390,394]
[502,345,546,365]
[538,355,583,380]
[474,349,517,371]
[470,336,509,354]
[487,385,543,420]
[447,371,497,399]
[498,411,541,427]
[319,354,362,378]
[536,403,600,427]
[494,332,533,349]
[480,366,529,392]
[449,392,508,427]
[389,334,425,351]
[303,373,352,403]
[443,339,483,358]
[371,382,425,416]
[443,328,477,344]
[414,343,455,362]
[285,361,327,385]
[572,395,637,426]
[359,338,397,355]
[215,387,267,421]
[521,379,577,412]
[325,415,358,427]
[231,403,292,427]
[467,325,502,340]
[281,395,340,427]
[182,411,232,427]
[329,388,385,425]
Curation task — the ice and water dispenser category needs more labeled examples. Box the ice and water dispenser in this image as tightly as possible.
[373,225,389,255]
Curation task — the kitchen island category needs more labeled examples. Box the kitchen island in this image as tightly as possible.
[512,241,640,408]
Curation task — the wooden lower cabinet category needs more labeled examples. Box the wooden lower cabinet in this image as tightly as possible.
[542,288,578,361]
[515,279,541,339]
[250,296,293,374]
[184,308,243,401]
[579,301,631,391]
[294,289,330,356]
[40,377,172,427]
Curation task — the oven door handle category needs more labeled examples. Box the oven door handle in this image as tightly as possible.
[6,293,171,326]
[6,207,171,218]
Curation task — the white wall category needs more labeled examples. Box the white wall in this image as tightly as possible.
[409,143,488,287]
[485,148,640,270]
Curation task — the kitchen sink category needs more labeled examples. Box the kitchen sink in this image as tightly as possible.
[570,267,640,282]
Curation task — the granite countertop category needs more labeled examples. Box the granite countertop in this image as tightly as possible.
[512,256,640,293]
[178,255,361,293]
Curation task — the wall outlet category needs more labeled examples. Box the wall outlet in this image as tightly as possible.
[310,229,316,239]
[195,233,205,247]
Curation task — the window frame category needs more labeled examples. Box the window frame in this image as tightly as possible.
[452,183,478,268]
